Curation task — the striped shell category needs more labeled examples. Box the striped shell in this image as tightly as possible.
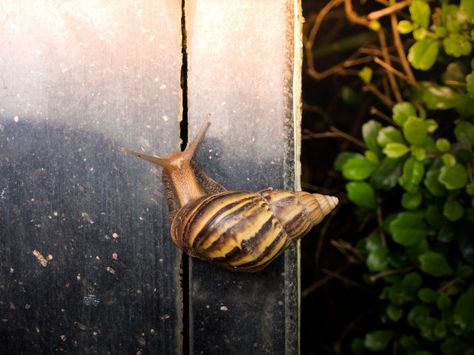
[171,189,338,272]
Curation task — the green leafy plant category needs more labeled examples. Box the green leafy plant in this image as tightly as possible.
[336,1,474,353]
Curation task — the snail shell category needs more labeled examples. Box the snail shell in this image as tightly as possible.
[172,190,337,271]
[122,119,338,272]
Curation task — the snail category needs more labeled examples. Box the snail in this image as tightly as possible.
[121,119,338,272]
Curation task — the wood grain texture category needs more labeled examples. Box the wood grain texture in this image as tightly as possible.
[0,1,302,353]
[185,0,302,353]
[0,1,183,353]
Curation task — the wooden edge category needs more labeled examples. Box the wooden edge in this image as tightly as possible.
[284,0,303,353]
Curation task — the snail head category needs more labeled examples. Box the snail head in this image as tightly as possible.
[120,116,211,172]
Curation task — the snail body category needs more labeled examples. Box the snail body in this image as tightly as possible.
[122,120,338,272]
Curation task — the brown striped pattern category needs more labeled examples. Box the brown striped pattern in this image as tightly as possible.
[170,189,338,272]
[170,191,290,271]
[259,189,313,241]
[295,191,338,229]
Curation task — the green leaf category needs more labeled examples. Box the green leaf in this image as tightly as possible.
[424,168,446,197]
[443,34,472,58]
[359,66,373,84]
[425,204,445,228]
[438,164,469,190]
[408,304,430,327]
[443,4,463,33]
[443,62,469,83]
[366,233,384,252]
[461,0,474,23]
[467,72,474,99]
[412,147,426,161]
[443,200,464,221]
[441,153,456,167]
[389,211,427,247]
[365,150,379,165]
[387,304,403,321]
[397,20,413,34]
[403,116,429,145]
[334,152,362,171]
[362,120,382,153]
[419,251,453,277]
[435,26,447,38]
[346,182,376,209]
[402,191,422,210]
[383,143,410,158]
[400,157,425,193]
[420,83,465,110]
[342,156,377,180]
[431,319,447,341]
[370,158,403,191]
[402,272,422,293]
[409,0,431,28]
[413,28,428,41]
[387,254,409,270]
[436,293,452,312]
[364,330,394,352]
[408,38,439,71]
[418,288,438,303]
[367,248,389,272]
[406,239,429,262]
[438,223,455,242]
[425,119,438,133]
[435,138,451,152]
[399,335,420,352]
[368,20,381,32]
[458,225,474,264]
[456,265,474,279]
[454,121,474,144]
[467,182,474,196]
[393,102,417,126]
[377,126,404,147]
[441,337,469,355]
[453,283,474,331]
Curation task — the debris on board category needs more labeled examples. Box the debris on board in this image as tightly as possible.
[32,250,52,267]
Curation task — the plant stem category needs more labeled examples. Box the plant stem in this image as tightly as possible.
[390,13,417,85]
[369,267,414,282]
[378,29,403,102]
[368,0,411,21]
[302,128,366,149]
[363,83,394,107]
[374,56,410,83]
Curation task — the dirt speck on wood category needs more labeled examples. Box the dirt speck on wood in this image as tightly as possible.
[32,249,49,267]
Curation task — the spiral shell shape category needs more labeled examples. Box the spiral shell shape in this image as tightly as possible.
[171,189,338,272]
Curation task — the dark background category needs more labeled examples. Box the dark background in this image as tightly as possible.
[301,1,382,354]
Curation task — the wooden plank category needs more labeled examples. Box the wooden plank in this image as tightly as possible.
[0,1,183,353]
[185,1,302,353]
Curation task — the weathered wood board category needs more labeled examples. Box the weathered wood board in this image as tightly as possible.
[185,1,302,353]
[0,0,302,353]
[0,1,183,353]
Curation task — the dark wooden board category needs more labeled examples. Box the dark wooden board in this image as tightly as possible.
[0,1,183,353]
[0,1,303,353]
[185,1,302,353]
